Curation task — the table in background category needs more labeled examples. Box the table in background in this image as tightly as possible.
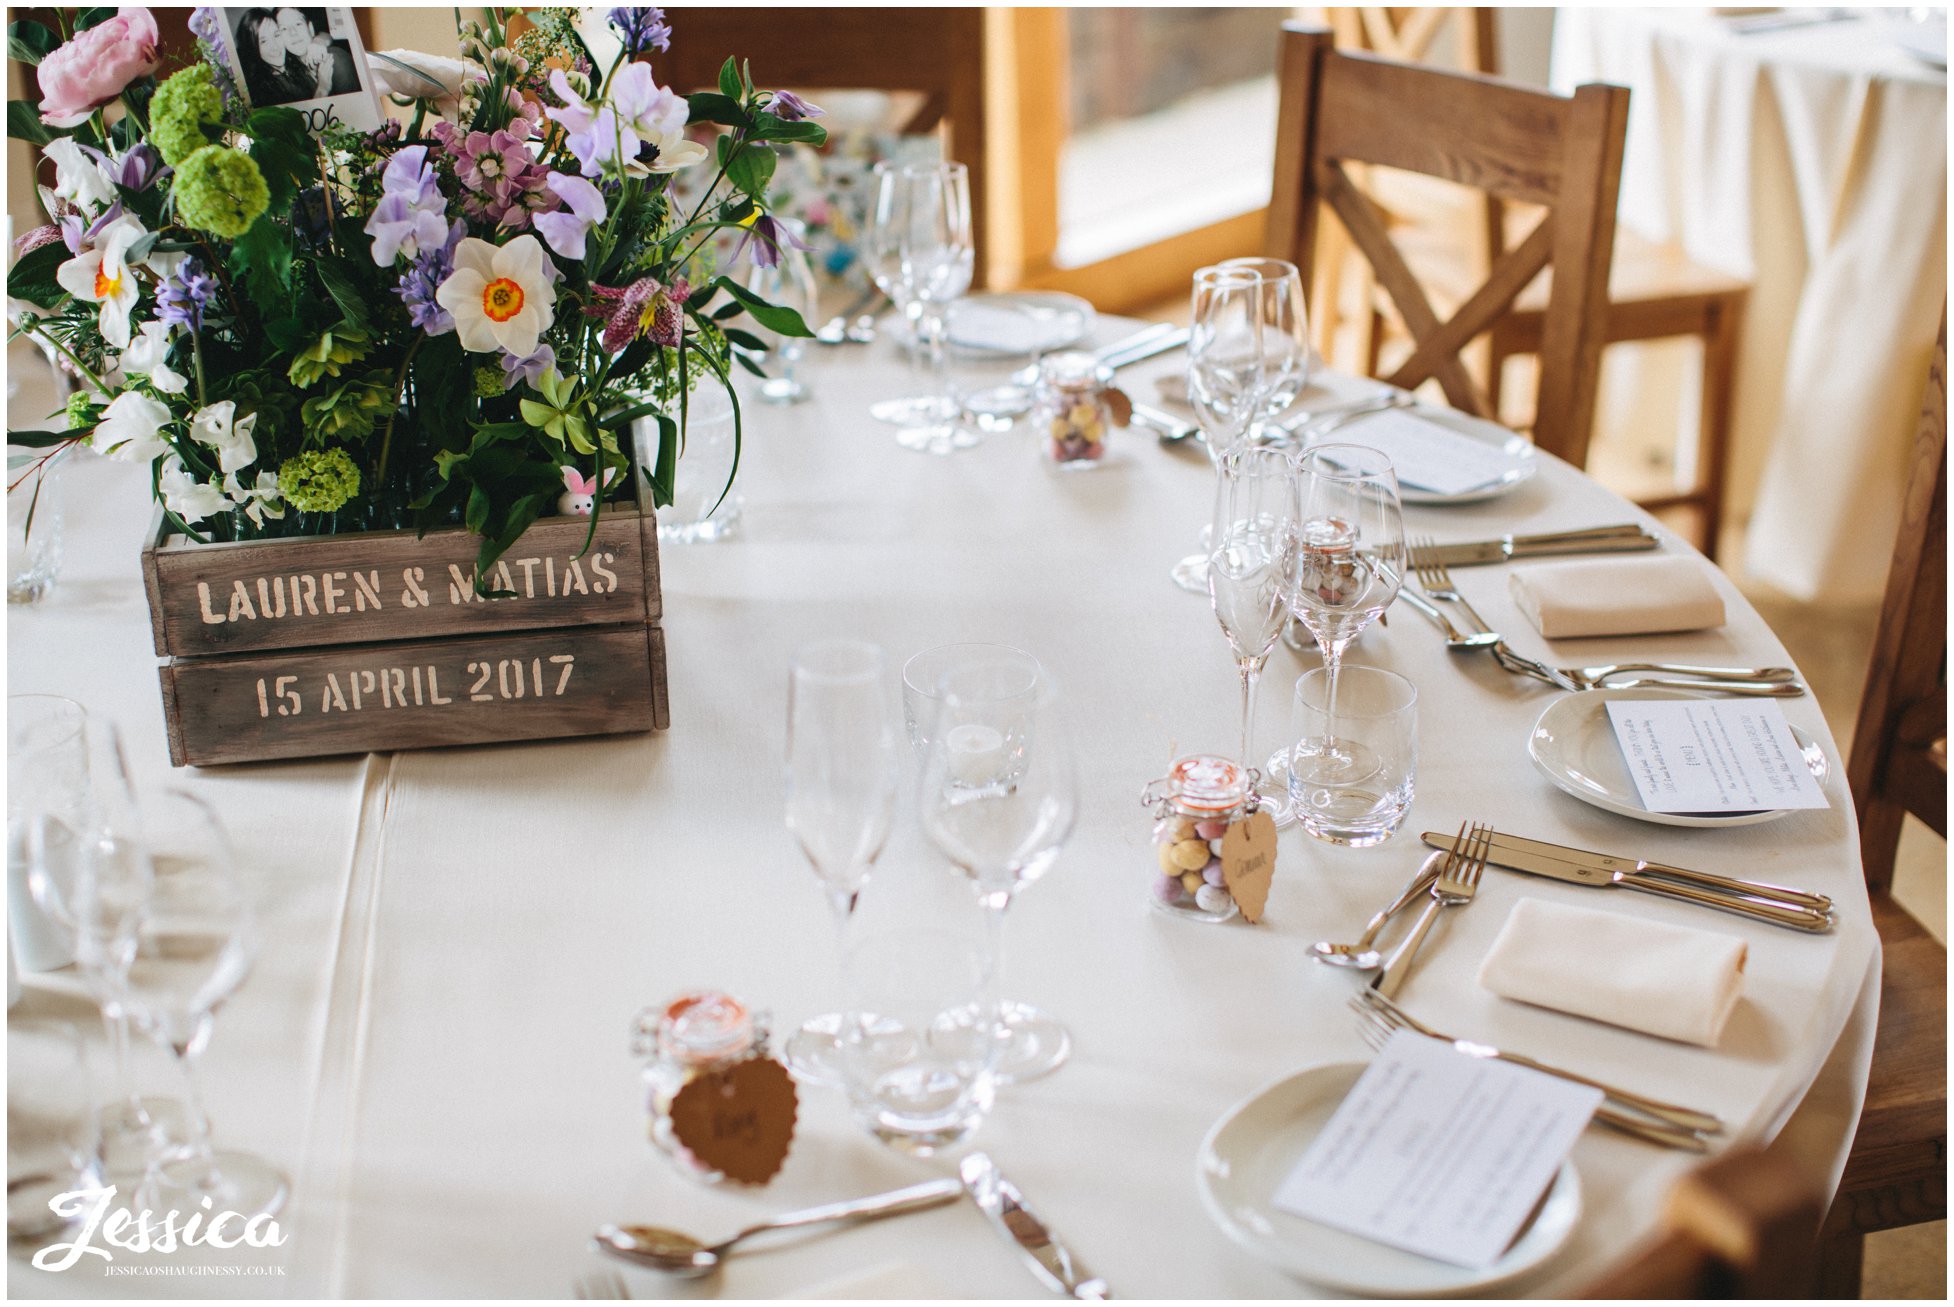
[1553,7,1946,602]
[8,325,1878,1297]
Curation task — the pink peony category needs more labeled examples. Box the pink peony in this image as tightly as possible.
[37,7,161,128]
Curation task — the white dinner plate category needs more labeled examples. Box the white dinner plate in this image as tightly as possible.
[1527,687,1831,828]
[1196,1061,1583,1297]
[895,291,1096,358]
[1319,403,1540,505]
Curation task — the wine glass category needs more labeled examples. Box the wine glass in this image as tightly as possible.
[862,161,978,454]
[118,789,288,1218]
[1173,264,1275,592]
[917,658,1078,1085]
[1206,447,1298,824]
[781,640,904,1086]
[1285,445,1406,800]
[1216,256,1312,441]
[745,216,819,405]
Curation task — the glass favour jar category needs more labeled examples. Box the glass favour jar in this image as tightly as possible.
[1141,755,1259,923]
[635,990,768,1184]
[1032,351,1127,467]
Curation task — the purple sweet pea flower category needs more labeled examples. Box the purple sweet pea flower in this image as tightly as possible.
[78,141,162,192]
[733,211,810,270]
[544,70,643,180]
[500,342,556,388]
[364,145,450,264]
[157,257,218,332]
[607,7,671,55]
[60,201,125,255]
[769,90,823,122]
[532,173,608,261]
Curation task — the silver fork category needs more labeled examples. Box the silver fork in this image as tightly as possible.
[1350,988,1724,1136]
[1374,820,1490,998]
[1347,997,1712,1151]
[575,1269,629,1299]
[1410,543,1499,635]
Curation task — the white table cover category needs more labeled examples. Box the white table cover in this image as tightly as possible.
[9,328,1877,1298]
[1552,7,1946,602]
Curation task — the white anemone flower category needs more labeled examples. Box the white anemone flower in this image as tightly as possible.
[188,400,259,475]
[434,234,557,358]
[116,321,188,395]
[94,389,173,462]
[159,456,229,524]
[43,138,118,214]
[54,213,146,349]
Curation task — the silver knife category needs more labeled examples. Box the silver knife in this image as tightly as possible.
[1429,828,1833,909]
[960,1153,1111,1299]
[1419,831,1835,932]
[1413,525,1657,567]
[1133,402,1201,444]
[1103,325,1189,371]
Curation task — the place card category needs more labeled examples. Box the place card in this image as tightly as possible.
[669,1055,799,1185]
[1333,409,1517,495]
[1605,699,1830,814]
[1273,1033,1601,1269]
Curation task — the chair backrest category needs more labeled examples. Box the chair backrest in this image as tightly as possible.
[1579,1146,1824,1298]
[1265,24,1627,468]
[1326,7,1500,76]
[648,7,990,284]
[1847,313,1948,891]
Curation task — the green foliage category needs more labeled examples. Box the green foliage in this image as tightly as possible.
[301,373,392,444]
[8,19,60,64]
[7,99,53,145]
[288,324,373,388]
[7,241,69,311]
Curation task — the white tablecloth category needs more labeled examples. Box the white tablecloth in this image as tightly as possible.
[1553,8,1946,601]
[9,327,1877,1298]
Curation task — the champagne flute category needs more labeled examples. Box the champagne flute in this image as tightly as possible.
[782,640,904,1086]
[1285,445,1406,799]
[119,789,288,1218]
[1173,265,1273,591]
[863,162,978,453]
[917,659,1077,1085]
[1217,256,1312,440]
[746,216,819,404]
[1206,447,1298,824]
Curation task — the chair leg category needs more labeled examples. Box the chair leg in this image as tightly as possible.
[1859,790,1905,898]
[1814,1226,1866,1299]
[1696,295,1743,561]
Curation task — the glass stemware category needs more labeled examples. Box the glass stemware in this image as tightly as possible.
[745,217,819,405]
[1206,447,1299,824]
[1173,265,1275,592]
[1285,444,1407,797]
[1216,256,1312,441]
[917,659,1078,1085]
[781,640,904,1086]
[118,789,288,1218]
[863,161,978,453]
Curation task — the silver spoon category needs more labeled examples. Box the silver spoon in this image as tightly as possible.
[594,1177,961,1278]
[844,312,878,344]
[1311,851,1445,969]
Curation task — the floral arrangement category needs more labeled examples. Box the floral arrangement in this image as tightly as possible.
[7,6,823,581]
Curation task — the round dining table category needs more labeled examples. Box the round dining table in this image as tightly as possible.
[1552,7,1946,604]
[7,321,1879,1298]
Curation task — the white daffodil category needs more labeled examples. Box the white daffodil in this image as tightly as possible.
[54,212,146,349]
[93,389,173,463]
[187,400,259,475]
[434,234,557,358]
[43,138,118,215]
[116,320,188,394]
[222,470,286,526]
[159,456,229,524]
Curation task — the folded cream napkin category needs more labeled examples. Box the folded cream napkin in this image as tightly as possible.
[1477,897,1747,1046]
[1509,555,1725,639]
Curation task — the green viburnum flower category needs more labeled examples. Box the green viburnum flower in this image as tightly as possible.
[277,447,362,513]
[288,324,374,388]
[472,365,505,398]
[63,392,97,430]
[518,369,597,455]
[300,373,392,443]
[173,146,270,239]
[150,65,224,167]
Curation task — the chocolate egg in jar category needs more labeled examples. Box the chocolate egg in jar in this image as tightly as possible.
[1296,514,1362,608]
[1142,755,1257,923]
[1032,351,1126,467]
[636,990,765,1183]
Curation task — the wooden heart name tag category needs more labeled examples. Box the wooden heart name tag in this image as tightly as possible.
[668,1056,799,1185]
[1221,809,1278,923]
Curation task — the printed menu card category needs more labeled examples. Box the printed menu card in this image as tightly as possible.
[1605,699,1829,814]
[1273,1033,1600,1269]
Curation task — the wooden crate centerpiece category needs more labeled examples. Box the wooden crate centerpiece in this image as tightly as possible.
[142,498,668,767]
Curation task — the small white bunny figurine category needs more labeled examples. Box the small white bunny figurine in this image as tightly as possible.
[557,466,617,516]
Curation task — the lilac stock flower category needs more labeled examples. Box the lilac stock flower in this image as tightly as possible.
[583,275,686,353]
[500,342,556,388]
[532,173,607,261]
[769,90,823,122]
[394,220,464,335]
[733,211,809,270]
[364,145,450,264]
[157,257,218,332]
[607,8,672,55]
[436,121,558,230]
[187,6,243,106]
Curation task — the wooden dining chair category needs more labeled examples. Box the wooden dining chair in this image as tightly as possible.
[646,7,991,285]
[1311,7,1750,557]
[1579,1147,1824,1298]
[1824,315,1947,1295]
[1264,24,1628,471]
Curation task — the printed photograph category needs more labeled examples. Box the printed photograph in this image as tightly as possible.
[221,6,380,129]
